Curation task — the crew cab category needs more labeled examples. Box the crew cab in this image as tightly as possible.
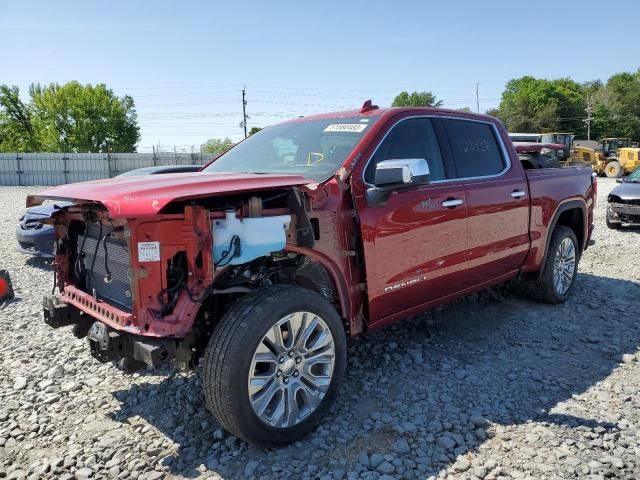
[29,103,596,446]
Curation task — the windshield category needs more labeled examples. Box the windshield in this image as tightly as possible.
[204,116,379,182]
[628,167,640,182]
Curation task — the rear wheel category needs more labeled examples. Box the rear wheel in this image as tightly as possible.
[202,285,346,446]
[605,161,623,178]
[527,226,579,304]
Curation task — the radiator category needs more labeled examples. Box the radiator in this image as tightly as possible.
[78,223,132,311]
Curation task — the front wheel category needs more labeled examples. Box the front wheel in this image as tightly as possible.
[527,226,579,304]
[202,285,346,446]
[605,161,623,178]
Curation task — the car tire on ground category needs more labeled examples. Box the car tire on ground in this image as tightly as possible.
[202,285,347,446]
[605,161,623,178]
[527,226,580,304]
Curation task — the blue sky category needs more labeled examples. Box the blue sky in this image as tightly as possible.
[1,0,639,150]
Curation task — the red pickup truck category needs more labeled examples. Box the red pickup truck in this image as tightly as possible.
[29,103,596,446]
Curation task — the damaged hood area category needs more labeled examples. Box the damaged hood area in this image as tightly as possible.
[27,172,314,218]
[610,181,640,201]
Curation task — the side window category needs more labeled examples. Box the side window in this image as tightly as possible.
[365,118,446,183]
[443,119,506,178]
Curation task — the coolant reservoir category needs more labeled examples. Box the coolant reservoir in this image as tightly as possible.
[212,210,292,266]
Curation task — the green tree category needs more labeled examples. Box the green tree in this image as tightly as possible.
[0,85,38,151]
[496,76,586,133]
[597,70,640,139]
[248,126,262,136]
[201,137,234,156]
[0,82,140,152]
[391,91,443,108]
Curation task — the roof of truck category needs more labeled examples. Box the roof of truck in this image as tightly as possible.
[281,105,500,125]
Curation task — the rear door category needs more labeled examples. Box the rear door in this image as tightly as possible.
[441,118,530,285]
[353,117,469,325]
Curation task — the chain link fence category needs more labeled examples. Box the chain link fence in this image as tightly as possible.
[0,152,218,186]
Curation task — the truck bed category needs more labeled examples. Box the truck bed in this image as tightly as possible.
[523,165,595,272]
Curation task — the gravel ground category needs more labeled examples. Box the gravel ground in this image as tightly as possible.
[1,178,639,480]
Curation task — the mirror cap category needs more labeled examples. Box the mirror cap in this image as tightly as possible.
[374,158,431,187]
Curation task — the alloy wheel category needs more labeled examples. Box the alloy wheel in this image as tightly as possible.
[552,237,576,295]
[247,311,336,428]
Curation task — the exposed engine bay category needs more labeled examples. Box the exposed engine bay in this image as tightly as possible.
[76,222,132,310]
[41,188,342,371]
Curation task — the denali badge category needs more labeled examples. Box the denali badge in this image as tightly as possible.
[384,275,428,293]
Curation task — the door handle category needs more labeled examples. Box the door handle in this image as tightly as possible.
[511,190,526,198]
[442,198,464,208]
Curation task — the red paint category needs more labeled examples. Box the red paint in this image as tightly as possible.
[27,172,312,219]
[35,107,595,340]
[520,167,595,273]
[513,142,565,153]
[354,181,469,323]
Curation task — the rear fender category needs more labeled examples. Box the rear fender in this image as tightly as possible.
[535,199,587,277]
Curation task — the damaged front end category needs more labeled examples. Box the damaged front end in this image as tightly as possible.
[39,199,215,369]
[35,185,338,371]
[608,199,640,224]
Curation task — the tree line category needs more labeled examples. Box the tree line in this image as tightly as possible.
[0,82,140,153]
[2,71,639,154]
[392,68,640,140]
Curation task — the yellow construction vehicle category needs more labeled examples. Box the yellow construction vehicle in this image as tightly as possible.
[601,138,630,157]
[540,132,597,166]
[597,147,640,177]
[593,138,640,177]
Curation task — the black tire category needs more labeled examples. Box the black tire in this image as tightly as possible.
[202,285,347,446]
[518,153,541,169]
[526,226,580,304]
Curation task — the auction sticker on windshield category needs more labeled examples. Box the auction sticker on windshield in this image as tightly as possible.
[324,124,368,133]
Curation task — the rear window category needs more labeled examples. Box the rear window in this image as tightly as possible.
[443,119,506,178]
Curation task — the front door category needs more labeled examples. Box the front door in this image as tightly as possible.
[353,117,469,325]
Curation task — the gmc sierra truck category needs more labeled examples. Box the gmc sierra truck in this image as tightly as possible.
[29,102,596,446]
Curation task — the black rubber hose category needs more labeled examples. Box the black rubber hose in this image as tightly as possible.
[102,232,112,282]
[216,235,240,267]
[88,223,102,281]
[74,215,89,280]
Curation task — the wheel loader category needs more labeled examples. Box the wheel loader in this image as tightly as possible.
[593,138,640,177]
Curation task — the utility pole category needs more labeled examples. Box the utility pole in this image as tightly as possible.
[241,86,248,139]
[476,83,480,113]
[584,95,593,140]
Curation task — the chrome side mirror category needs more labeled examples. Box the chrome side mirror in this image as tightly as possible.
[374,158,430,187]
[367,158,431,207]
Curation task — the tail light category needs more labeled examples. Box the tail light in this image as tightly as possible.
[591,172,598,203]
